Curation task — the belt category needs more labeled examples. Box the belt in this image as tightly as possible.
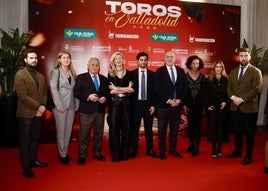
[118,93,126,97]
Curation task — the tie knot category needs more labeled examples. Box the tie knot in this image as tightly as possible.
[93,75,97,78]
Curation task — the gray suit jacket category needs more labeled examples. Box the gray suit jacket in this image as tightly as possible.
[49,68,76,110]
[227,64,262,113]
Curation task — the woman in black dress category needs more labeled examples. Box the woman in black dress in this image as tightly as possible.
[206,60,228,158]
[184,55,207,156]
[107,52,134,162]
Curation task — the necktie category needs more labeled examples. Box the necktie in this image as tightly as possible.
[93,75,99,91]
[238,66,245,81]
[141,71,146,100]
[170,67,176,99]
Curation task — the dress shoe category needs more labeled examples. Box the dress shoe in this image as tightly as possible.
[264,167,268,174]
[226,152,242,158]
[31,160,48,168]
[93,155,106,161]
[186,143,194,153]
[241,157,252,165]
[191,148,199,156]
[211,153,217,159]
[146,150,159,158]
[159,153,166,160]
[23,168,35,178]
[77,157,86,165]
[129,151,137,159]
[59,156,69,165]
[169,150,182,158]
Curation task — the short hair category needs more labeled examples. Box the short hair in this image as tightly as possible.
[185,55,204,70]
[136,52,148,60]
[237,47,250,53]
[23,49,37,59]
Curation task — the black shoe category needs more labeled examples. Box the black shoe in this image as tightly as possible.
[169,150,182,158]
[59,156,69,165]
[186,144,194,153]
[31,160,48,168]
[146,150,159,158]
[226,152,242,158]
[191,148,199,156]
[23,168,35,178]
[264,167,268,174]
[66,155,72,161]
[77,157,86,165]
[159,153,166,160]
[242,157,252,165]
[129,152,137,159]
[93,155,106,161]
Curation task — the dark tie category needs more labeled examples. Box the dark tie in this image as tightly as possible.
[170,67,176,99]
[238,66,245,81]
[93,75,99,91]
[141,71,146,100]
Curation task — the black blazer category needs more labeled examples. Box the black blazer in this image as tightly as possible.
[131,69,155,106]
[74,72,109,114]
[154,65,188,108]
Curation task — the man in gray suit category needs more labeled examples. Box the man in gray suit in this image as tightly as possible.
[14,49,48,178]
[226,48,262,165]
[74,57,109,165]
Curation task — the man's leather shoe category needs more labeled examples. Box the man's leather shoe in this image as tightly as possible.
[242,157,252,165]
[264,167,268,174]
[77,157,86,165]
[159,153,166,160]
[169,150,182,158]
[93,155,106,161]
[31,160,48,168]
[146,150,159,158]
[23,168,35,178]
[59,156,69,165]
[226,152,242,158]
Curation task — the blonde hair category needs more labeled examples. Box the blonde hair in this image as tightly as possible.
[55,50,76,78]
[109,52,124,77]
[209,60,228,81]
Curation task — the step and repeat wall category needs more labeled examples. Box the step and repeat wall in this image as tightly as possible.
[29,0,240,78]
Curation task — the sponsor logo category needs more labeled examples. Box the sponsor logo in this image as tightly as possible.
[108,30,139,39]
[171,48,188,55]
[189,35,215,43]
[64,29,96,39]
[151,33,178,42]
[92,45,111,52]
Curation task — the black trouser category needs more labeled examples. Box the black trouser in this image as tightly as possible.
[108,97,130,161]
[157,107,181,155]
[130,100,154,154]
[17,116,43,169]
[230,109,257,159]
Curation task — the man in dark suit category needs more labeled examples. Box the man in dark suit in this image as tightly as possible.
[154,51,188,160]
[74,57,109,165]
[129,52,158,159]
[226,48,262,165]
[14,49,48,178]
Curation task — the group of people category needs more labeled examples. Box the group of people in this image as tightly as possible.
[14,48,264,178]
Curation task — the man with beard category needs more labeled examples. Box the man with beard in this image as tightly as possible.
[226,48,262,165]
[14,49,48,178]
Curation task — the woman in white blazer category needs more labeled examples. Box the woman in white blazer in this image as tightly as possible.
[50,50,77,164]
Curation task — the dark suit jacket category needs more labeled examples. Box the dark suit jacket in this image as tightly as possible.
[131,69,155,106]
[14,67,47,118]
[74,72,109,114]
[227,64,262,113]
[154,65,188,108]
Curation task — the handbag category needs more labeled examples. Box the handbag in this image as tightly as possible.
[47,69,60,110]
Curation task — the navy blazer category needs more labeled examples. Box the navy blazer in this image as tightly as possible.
[131,69,155,106]
[74,72,109,114]
[154,65,188,108]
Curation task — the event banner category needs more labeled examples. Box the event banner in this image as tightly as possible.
[29,0,240,78]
